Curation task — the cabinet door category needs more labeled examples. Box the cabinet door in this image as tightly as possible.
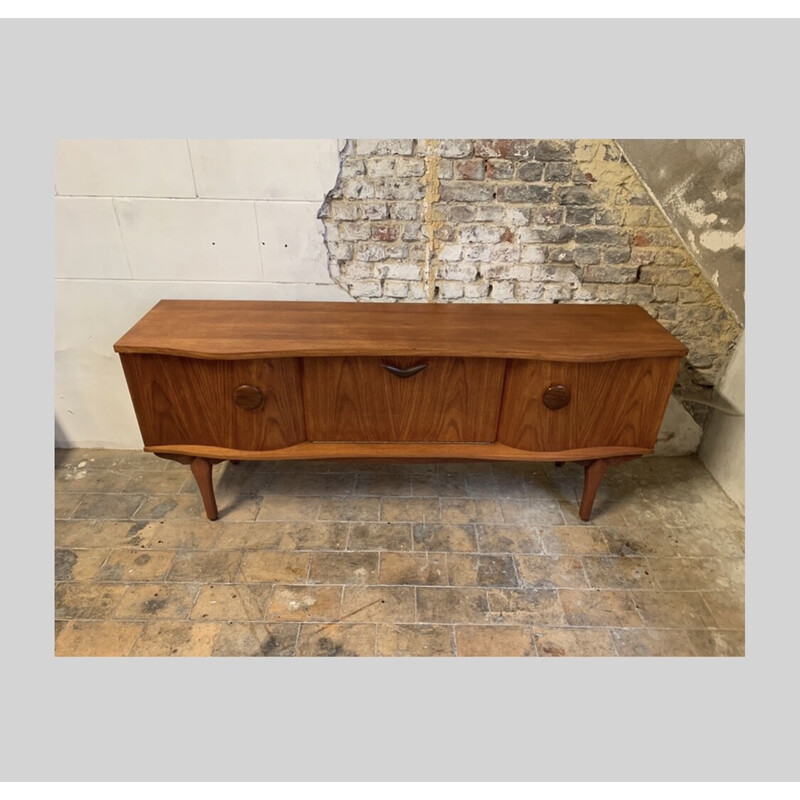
[303,356,505,442]
[498,357,681,452]
[120,354,305,450]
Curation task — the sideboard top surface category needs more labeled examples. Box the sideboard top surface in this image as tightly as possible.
[114,300,688,362]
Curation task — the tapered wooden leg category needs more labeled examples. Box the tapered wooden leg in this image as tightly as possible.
[190,457,218,521]
[579,459,608,521]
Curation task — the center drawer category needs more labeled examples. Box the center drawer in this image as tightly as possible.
[302,356,506,443]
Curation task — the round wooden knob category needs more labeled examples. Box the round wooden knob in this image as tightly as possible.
[542,384,571,410]
[233,385,263,410]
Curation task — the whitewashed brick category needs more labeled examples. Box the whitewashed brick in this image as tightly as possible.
[402,222,424,241]
[356,243,387,262]
[491,243,521,263]
[436,160,454,180]
[462,244,493,262]
[384,280,410,298]
[531,265,582,284]
[342,179,376,200]
[543,284,576,302]
[350,280,382,297]
[114,198,262,281]
[489,282,515,301]
[437,244,463,262]
[437,281,464,299]
[390,203,419,220]
[189,139,340,201]
[385,264,423,281]
[464,282,490,298]
[341,262,380,281]
[515,283,545,301]
[366,158,395,177]
[340,158,366,178]
[384,245,408,259]
[55,140,195,197]
[473,206,504,223]
[363,203,389,220]
[504,208,530,226]
[481,264,533,281]
[575,283,625,302]
[371,178,425,201]
[625,285,655,304]
[420,140,473,158]
[438,264,478,281]
[396,158,426,177]
[460,226,502,244]
[520,245,546,263]
[356,140,414,156]
[55,197,129,279]
[331,202,360,221]
[583,265,638,284]
[339,222,373,241]
[256,201,331,283]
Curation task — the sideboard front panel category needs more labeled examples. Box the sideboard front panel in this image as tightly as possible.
[120,354,306,450]
[498,357,681,452]
[303,356,505,443]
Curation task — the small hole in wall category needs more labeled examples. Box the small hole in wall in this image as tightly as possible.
[284,244,288,248]
[261,242,265,245]
[211,242,216,246]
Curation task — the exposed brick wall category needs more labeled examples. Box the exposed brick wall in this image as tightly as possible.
[318,139,742,416]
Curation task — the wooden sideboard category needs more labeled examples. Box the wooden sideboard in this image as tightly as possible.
[114,300,687,521]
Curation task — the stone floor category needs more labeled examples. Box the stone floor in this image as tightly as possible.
[54,449,745,657]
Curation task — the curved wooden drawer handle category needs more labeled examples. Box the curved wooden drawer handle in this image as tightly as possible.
[233,384,264,410]
[542,384,571,410]
[382,363,429,379]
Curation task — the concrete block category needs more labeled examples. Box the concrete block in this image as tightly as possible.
[189,139,340,200]
[55,197,129,279]
[114,198,262,281]
[55,139,195,197]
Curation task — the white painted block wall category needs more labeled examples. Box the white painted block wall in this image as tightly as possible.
[55,139,350,448]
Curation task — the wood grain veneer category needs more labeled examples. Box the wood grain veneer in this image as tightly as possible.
[114,300,688,522]
[119,354,305,451]
[498,357,682,452]
[144,442,652,462]
[303,356,505,442]
[114,300,687,362]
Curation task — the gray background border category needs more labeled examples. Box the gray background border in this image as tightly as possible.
[1,17,793,781]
